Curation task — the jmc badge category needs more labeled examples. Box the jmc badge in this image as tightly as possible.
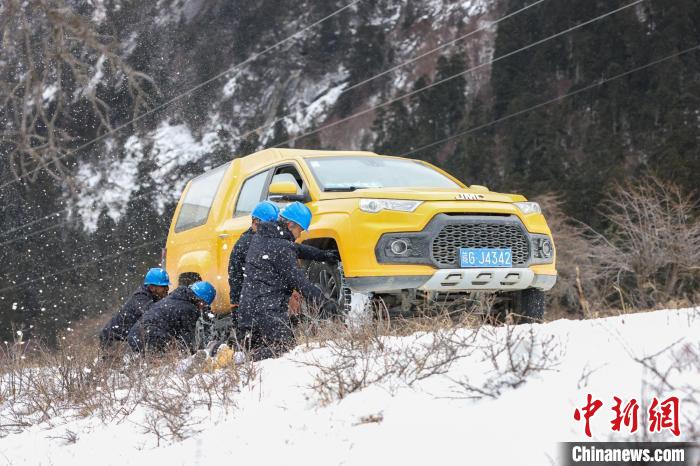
[455,193,484,200]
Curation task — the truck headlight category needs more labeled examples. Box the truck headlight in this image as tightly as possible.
[359,199,422,213]
[514,202,541,215]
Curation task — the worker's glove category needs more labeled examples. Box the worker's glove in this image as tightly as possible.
[320,300,339,318]
[323,250,341,264]
[288,291,302,317]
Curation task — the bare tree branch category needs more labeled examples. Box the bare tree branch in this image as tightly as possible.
[0,0,155,184]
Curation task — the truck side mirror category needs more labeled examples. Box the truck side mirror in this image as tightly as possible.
[268,181,308,202]
[269,181,298,195]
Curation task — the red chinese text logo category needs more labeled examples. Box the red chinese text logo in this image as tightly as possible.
[573,394,680,438]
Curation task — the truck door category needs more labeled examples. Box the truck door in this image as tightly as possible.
[215,168,272,308]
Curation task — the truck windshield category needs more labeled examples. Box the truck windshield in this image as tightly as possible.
[306,156,461,191]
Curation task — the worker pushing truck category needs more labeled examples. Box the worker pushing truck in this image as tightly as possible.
[236,202,337,360]
[228,200,338,318]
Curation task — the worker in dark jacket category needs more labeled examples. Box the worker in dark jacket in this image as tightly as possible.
[229,200,339,310]
[237,202,337,361]
[228,201,280,308]
[127,281,216,355]
[99,268,170,350]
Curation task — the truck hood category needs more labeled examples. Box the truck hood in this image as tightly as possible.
[316,187,525,203]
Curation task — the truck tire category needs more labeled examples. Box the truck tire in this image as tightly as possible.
[306,259,375,325]
[306,260,351,317]
[510,288,545,323]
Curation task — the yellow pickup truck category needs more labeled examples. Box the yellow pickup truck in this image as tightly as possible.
[164,148,556,320]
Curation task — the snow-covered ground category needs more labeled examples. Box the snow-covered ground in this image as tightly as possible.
[2,308,698,465]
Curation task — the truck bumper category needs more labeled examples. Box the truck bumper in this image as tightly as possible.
[345,269,556,293]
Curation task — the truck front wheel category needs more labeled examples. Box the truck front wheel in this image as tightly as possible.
[306,260,351,317]
[509,288,546,323]
[305,259,375,325]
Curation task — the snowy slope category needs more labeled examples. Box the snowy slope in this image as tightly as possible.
[2,308,698,466]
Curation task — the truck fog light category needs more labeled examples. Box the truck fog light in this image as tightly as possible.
[390,239,409,255]
[540,239,553,258]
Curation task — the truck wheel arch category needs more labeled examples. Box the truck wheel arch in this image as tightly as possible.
[175,250,212,286]
[178,272,202,286]
[302,237,340,255]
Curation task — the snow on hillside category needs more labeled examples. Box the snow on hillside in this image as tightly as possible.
[2,308,698,465]
[67,0,498,231]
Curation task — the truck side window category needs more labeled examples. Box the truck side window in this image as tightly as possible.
[268,165,305,196]
[234,170,269,217]
[174,163,230,232]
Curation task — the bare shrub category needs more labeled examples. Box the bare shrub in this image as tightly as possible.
[536,194,602,316]
[0,338,246,443]
[300,317,479,405]
[450,324,563,399]
[591,177,700,310]
[0,338,106,428]
[47,428,79,445]
[140,374,201,445]
[635,341,700,441]
[293,298,397,351]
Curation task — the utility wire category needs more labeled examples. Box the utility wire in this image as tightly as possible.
[0,222,68,247]
[2,43,697,295]
[273,0,643,148]
[0,0,546,240]
[401,43,700,156]
[0,0,362,192]
[0,212,64,239]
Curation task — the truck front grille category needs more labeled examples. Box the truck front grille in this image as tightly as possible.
[432,222,530,267]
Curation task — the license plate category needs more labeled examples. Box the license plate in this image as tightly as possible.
[459,248,512,268]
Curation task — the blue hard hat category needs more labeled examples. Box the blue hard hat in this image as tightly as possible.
[190,281,216,305]
[251,201,280,222]
[280,202,312,231]
[144,268,170,287]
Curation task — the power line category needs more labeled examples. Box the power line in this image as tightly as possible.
[401,43,700,157]
[0,0,361,192]
[0,0,545,240]
[0,211,64,239]
[273,0,644,148]
[0,239,160,294]
[0,222,68,247]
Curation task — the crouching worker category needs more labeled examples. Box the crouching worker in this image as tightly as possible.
[237,202,337,361]
[99,267,170,351]
[128,281,216,355]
